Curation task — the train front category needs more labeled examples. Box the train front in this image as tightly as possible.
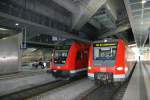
[50,45,70,78]
[88,39,126,82]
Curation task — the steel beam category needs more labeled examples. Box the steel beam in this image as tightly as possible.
[98,23,130,38]
[72,0,107,30]
[0,12,89,43]
[124,0,150,47]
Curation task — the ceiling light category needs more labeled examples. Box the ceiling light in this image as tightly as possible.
[142,0,146,4]
[128,44,137,47]
[0,28,8,31]
[15,23,19,26]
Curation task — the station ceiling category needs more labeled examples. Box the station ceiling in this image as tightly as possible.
[124,0,150,47]
[0,0,149,46]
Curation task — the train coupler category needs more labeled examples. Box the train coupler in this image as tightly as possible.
[94,72,113,84]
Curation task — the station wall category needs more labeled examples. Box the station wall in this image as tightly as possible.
[0,35,19,75]
[22,48,52,65]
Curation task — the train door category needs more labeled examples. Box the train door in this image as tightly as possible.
[76,51,82,69]
[84,49,88,66]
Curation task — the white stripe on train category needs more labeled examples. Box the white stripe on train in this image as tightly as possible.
[88,73,129,79]
[70,68,88,74]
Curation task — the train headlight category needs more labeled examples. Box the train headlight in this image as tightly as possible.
[57,66,60,69]
[88,66,92,70]
[125,67,128,73]
[116,67,123,71]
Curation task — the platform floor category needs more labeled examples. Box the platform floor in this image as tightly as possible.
[0,71,55,96]
[123,61,150,100]
[0,70,48,80]
[28,79,95,100]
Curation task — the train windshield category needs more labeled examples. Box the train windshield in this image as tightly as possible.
[93,43,117,60]
[54,45,70,64]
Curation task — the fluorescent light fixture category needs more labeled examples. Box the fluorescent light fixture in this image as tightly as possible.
[142,0,146,4]
[15,23,19,26]
[0,28,8,31]
[128,44,137,47]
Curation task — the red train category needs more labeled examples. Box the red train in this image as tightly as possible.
[50,40,89,79]
[88,39,135,82]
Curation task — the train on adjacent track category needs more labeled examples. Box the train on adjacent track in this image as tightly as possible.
[49,39,136,82]
[87,39,136,83]
[50,40,89,79]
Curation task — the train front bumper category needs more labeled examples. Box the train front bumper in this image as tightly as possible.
[52,70,76,78]
[88,73,128,82]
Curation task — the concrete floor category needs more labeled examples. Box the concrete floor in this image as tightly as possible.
[28,79,96,100]
[0,71,55,96]
[123,61,150,100]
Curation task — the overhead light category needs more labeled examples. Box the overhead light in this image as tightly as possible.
[15,23,19,26]
[142,0,146,4]
[128,44,137,47]
[0,28,8,31]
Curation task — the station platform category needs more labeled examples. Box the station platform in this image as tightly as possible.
[28,79,95,100]
[0,71,55,96]
[123,61,150,100]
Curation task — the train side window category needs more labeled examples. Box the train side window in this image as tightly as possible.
[76,52,81,60]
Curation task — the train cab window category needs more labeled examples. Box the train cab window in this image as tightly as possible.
[76,52,82,60]
[54,45,70,64]
[84,50,88,58]
[93,43,117,60]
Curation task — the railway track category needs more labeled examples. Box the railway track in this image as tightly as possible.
[79,83,121,100]
[77,80,131,100]
[0,71,46,80]
[112,82,129,100]
[0,79,77,100]
[79,62,137,100]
